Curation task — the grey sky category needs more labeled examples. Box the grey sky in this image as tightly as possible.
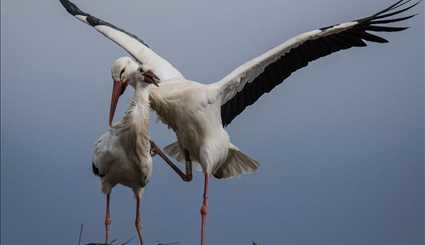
[1,0,424,244]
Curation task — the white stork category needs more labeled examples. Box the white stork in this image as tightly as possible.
[92,64,159,245]
[60,1,421,244]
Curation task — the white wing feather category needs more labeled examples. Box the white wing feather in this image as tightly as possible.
[216,23,356,105]
[60,0,184,81]
[215,0,419,126]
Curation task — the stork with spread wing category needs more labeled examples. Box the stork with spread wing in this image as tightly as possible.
[59,1,421,244]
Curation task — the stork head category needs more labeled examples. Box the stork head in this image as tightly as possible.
[109,57,159,126]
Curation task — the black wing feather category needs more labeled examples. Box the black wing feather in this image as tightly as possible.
[221,0,420,126]
[370,14,416,24]
[366,25,409,32]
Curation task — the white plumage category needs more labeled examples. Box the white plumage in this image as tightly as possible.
[92,93,152,195]
[148,78,260,177]
[92,62,156,245]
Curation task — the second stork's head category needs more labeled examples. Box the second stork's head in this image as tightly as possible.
[109,57,159,126]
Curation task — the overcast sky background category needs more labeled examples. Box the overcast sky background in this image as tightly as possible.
[1,0,424,244]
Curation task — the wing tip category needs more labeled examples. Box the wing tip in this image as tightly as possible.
[59,0,86,16]
[375,0,422,19]
[60,0,103,27]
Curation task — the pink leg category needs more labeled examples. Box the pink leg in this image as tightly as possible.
[200,173,209,245]
[105,194,112,244]
[135,193,144,245]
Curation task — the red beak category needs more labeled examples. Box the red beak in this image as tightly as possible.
[109,80,128,127]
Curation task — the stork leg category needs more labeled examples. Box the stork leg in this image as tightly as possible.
[200,172,209,245]
[104,193,112,244]
[135,190,144,245]
[150,140,192,182]
[184,150,193,182]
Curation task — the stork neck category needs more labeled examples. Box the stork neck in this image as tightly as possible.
[127,84,150,131]
[133,83,150,107]
[120,83,151,160]
[112,85,151,163]
[115,83,151,137]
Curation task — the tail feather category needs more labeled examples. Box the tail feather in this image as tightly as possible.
[92,161,105,177]
[163,142,185,163]
[164,142,260,178]
[213,144,259,179]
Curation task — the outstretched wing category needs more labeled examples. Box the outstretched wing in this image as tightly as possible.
[217,0,420,126]
[59,0,184,81]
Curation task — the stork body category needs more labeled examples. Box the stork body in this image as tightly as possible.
[93,83,152,195]
[149,79,250,176]
[92,69,156,245]
[149,80,259,244]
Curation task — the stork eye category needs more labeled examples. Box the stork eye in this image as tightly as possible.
[138,67,144,73]
[119,68,126,78]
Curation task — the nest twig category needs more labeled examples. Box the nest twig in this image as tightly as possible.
[77,223,257,244]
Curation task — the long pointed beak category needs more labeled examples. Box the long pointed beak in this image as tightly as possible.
[109,80,128,127]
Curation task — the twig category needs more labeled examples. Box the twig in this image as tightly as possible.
[156,241,180,245]
[120,237,134,245]
[78,224,84,245]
